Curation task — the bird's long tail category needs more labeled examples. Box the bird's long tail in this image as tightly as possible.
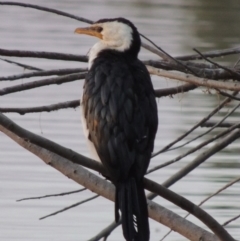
[115,178,149,241]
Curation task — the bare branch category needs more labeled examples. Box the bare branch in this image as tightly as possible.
[40,194,99,220]
[0,113,235,241]
[216,89,240,101]
[0,100,80,115]
[0,2,93,24]
[141,34,198,75]
[87,220,120,241]
[165,102,240,152]
[223,214,240,227]
[0,112,103,174]
[148,129,240,194]
[0,124,222,241]
[0,57,42,71]
[0,48,88,62]
[176,46,240,61]
[193,48,240,79]
[145,59,240,80]
[160,176,240,240]
[147,65,240,91]
[0,72,86,96]
[17,188,87,201]
[152,91,238,156]
[154,83,197,97]
[201,122,236,128]
[0,68,86,81]
[148,123,240,173]
[141,42,169,61]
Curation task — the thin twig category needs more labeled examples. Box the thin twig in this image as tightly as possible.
[160,176,240,241]
[165,102,240,153]
[217,89,240,101]
[222,214,240,227]
[0,119,233,241]
[87,220,120,241]
[141,42,169,60]
[147,65,240,91]
[141,34,198,76]
[176,46,240,61]
[148,122,240,173]
[0,2,93,24]
[39,194,99,220]
[0,48,88,62]
[193,48,240,80]
[145,59,240,80]
[0,100,80,115]
[0,57,42,71]
[152,91,238,157]
[0,112,104,174]
[201,121,236,128]
[0,72,87,96]
[17,188,87,201]
[154,83,197,97]
[0,68,87,81]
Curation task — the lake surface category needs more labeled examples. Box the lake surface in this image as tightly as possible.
[0,0,240,240]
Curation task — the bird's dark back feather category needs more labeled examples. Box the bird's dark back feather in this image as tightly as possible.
[83,50,158,182]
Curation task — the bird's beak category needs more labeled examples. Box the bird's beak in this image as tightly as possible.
[74,26,103,39]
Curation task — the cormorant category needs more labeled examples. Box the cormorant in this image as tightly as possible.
[75,18,158,241]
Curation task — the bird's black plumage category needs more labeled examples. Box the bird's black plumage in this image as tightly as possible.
[81,18,158,241]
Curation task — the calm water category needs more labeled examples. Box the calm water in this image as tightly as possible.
[0,0,240,240]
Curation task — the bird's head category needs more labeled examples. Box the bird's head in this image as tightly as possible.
[75,18,141,58]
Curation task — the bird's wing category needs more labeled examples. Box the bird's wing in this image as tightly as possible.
[82,56,158,181]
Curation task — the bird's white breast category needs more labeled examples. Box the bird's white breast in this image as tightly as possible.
[80,97,101,162]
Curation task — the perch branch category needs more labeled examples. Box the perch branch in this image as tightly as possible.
[0,113,235,241]
[0,123,221,241]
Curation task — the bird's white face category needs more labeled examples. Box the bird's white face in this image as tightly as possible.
[95,21,133,51]
[75,20,134,69]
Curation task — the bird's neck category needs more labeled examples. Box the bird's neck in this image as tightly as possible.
[88,40,137,69]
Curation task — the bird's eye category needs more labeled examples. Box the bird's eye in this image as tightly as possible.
[94,26,103,33]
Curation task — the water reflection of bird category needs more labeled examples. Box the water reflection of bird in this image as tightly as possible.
[75,18,158,241]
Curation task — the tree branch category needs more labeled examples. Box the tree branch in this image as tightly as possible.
[147,65,240,91]
[0,68,86,81]
[0,123,221,241]
[0,72,86,96]
[39,194,99,220]
[0,113,236,241]
[17,188,86,201]
[0,2,93,24]
[152,91,237,156]
[0,100,80,115]
[176,46,240,61]
[0,48,88,62]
